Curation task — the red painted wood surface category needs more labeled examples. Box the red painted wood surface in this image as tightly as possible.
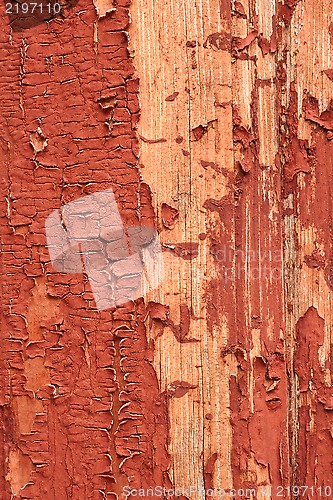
[1,0,333,498]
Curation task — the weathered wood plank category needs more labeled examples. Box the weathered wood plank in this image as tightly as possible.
[1,0,333,497]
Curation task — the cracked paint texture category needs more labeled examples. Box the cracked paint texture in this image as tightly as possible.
[1,1,176,498]
[1,0,333,499]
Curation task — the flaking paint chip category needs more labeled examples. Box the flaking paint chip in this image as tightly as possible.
[93,0,116,18]
[30,127,47,153]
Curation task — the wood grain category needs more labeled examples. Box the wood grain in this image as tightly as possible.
[130,0,333,496]
[1,0,333,497]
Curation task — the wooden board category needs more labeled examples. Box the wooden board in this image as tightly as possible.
[0,0,333,498]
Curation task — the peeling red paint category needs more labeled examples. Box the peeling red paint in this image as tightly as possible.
[3,0,333,495]
[233,30,258,51]
[0,0,177,496]
[282,87,315,183]
[146,303,199,344]
[161,203,179,229]
[295,308,333,490]
[191,120,217,141]
[234,1,246,18]
[165,92,180,102]
[304,250,326,270]
[303,95,333,131]
[203,453,218,492]
[322,69,333,81]
[186,40,197,48]
[200,160,229,175]
[203,32,231,51]
[138,135,167,144]
[163,381,198,399]
[163,242,199,260]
